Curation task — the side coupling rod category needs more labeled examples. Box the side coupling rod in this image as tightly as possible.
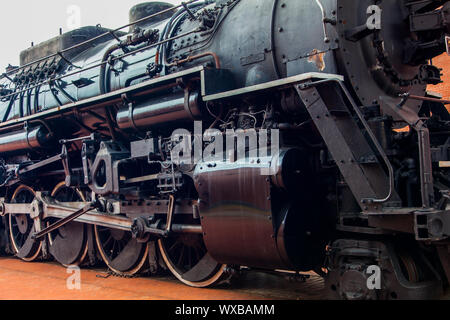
[32,201,100,240]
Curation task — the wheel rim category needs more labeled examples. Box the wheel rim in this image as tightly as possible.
[8,185,42,262]
[94,225,148,275]
[158,232,226,288]
[47,182,88,266]
[399,253,421,283]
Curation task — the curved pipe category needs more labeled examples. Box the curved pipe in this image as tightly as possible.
[99,44,121,94]
[49,83,63,107]
[26,87,33,116]
[54,81,76,103]
[33,85,41,113]
[2,91,18,122]
[270,0,282,79]
[0,0,203,80]
[157,1,208,66]
[100,28,157,95]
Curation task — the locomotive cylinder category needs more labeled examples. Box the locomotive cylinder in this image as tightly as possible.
[116,91,201,130]
[0,126,51,154]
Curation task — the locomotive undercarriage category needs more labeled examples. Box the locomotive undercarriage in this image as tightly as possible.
[0,69,448,298]
[0,0,450,300]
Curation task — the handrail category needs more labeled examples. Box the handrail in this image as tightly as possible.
[299,78,395,205]
[0,0,202,80]
[0,29,199,101]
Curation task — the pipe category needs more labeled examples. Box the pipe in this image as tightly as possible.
[0,0,203,80]
[171,224,203,234]
[2,93,17,122]
[116,91,201,130]
[100,28,164,94]
[406,94,450,105]
[166,51,221,69]
[99,44,121,94]
[0,126,52,154]
[53,81,76,103]
[0,29,199,101]
[157,1,208,66]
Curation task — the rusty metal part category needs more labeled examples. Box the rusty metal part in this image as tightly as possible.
[307,49,326,71]
[402,93,450,105]
[167,52,221,69]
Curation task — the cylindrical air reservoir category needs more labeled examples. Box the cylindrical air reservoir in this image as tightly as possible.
[116,91,201,130]
[0,126,51,154]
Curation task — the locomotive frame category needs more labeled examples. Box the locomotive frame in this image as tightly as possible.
[0,0,449,299]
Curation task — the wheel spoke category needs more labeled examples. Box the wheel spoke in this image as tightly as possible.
[94,224,148,275]
[169,240,180,253]
[9,185,42,262]
[158,231,226,288]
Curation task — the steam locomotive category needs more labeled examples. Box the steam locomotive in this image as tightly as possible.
[0,0,449,299]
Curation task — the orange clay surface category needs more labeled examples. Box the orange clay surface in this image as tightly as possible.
[0,257,325,300]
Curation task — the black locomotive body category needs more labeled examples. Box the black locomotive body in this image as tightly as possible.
[0,0,449,299]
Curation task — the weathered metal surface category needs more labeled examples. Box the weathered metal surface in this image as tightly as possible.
[129,2,176,32]
[19,26,123,67]
[0,0,449,299]
[195,162,284,269]
[194,152,328,271]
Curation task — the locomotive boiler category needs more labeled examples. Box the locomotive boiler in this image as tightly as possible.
[0,0,450,299]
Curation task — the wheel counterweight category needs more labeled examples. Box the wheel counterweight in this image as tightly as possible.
[8,185,42,262]
[158,232,226,288]
[47,182,89,266]
[94,225,148,275]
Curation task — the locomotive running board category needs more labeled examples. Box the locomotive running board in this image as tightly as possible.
[0,66,235,131]
[202,72,344,101]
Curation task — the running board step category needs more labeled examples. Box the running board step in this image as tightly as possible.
[295,80,400,212]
